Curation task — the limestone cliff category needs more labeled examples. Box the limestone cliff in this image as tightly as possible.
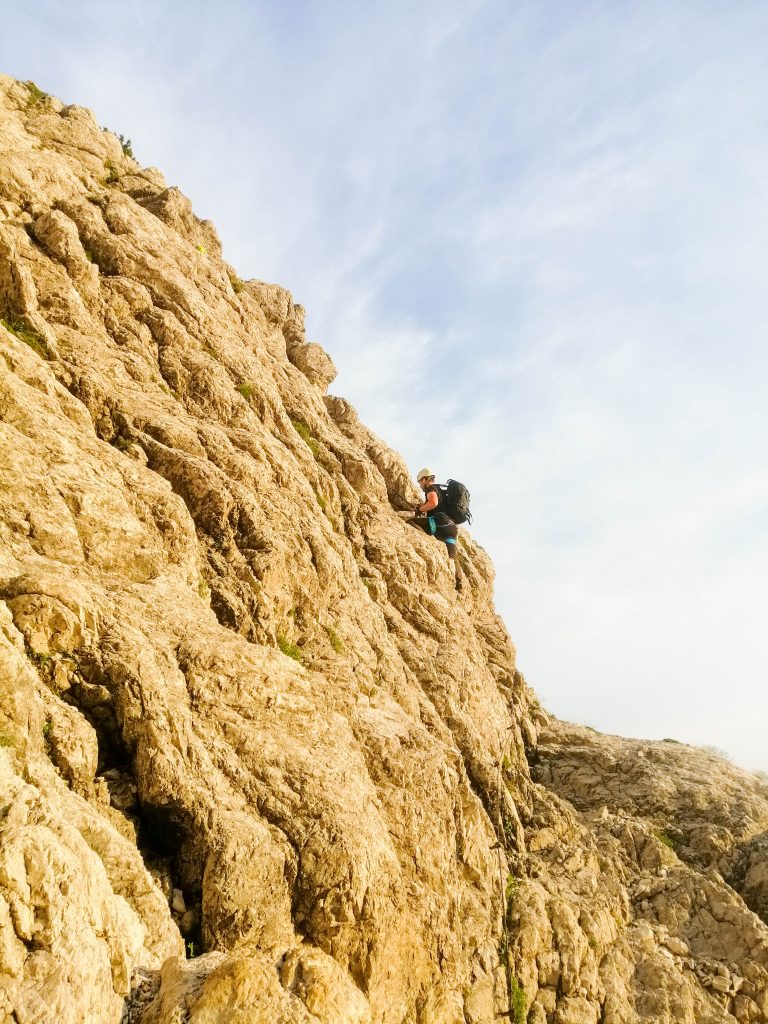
[0,75,766,1024]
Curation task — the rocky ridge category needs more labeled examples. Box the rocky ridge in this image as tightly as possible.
[0,75,766,1023]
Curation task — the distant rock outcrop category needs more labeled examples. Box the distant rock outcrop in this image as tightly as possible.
[0,75,766,1023]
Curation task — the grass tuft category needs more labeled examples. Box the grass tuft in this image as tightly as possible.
[1,317,50,359]
[505,873,519,902]
[502,814,517,848]
[656,829,677,851]
[237,383,254,400]
[290,419,322,460]
[291,418,311,442]
[325,625,344,654]
[24,81,47,107]
[496,947,526,1024]
[509,977,526,1024]
[277,633,303,664]
[228,272,245,294]
[26,647,52,671]
[0,734,14,748]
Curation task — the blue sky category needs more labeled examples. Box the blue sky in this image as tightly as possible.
[3,1,767,769]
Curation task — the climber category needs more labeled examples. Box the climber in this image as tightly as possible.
[409,468,464,591]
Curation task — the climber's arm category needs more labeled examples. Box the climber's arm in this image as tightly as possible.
[417,491,439,514]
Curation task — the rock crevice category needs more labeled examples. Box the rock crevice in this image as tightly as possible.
[0,75,766,1024]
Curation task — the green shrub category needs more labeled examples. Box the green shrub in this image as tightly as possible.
[1,317,50,359]
[237,383,254,400]
[656,830,677,851]
[26,646,52,671]
[0,735,14,748]
[117,133,133,158]
[228,272,245,294]
[24,81,47,107]
[42,717,52,739]
[277,633,303,664]
[103,159,119,185]
[325,625,343,654]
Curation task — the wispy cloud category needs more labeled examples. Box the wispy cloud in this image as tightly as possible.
[3,0,767,768]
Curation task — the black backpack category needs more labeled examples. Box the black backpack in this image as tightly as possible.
[437,479,472,525]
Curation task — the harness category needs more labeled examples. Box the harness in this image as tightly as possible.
[428,515,456,544]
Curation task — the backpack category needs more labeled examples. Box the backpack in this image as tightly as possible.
[436,479,472,525]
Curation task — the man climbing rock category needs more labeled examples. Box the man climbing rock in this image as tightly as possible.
[409,468,464,591]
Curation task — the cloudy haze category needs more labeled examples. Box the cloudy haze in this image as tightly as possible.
[2,1,766,769]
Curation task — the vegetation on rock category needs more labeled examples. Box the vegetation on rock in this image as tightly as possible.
[0,316,50,359]
[0,73,767,1024]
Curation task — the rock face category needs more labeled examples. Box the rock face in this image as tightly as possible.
[0,75,766,1023]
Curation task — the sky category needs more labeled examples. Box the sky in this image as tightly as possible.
[2,1,766,770]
